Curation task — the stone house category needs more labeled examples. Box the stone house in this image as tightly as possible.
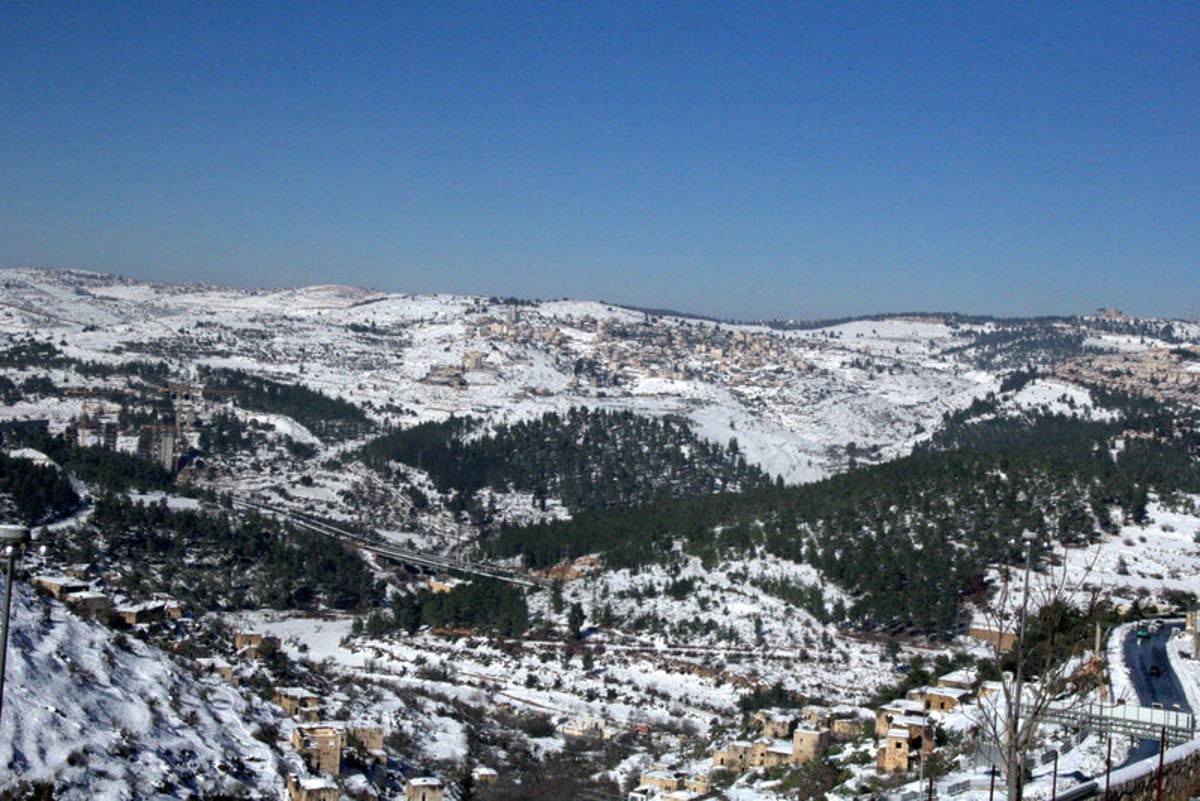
[926,686,971,711]
[287,774,339,801]
[116,600,167,626]
[235,631,281,659]
[801,704,868,742]
[969,626,1017,652]
[32,574,87,600]
[291,723,345,776]
[638,770,684,793]
[347,724,385,763]
[792,727,829,763]
[630,770,709,801]
[65,590,111,619]
[878,726,923,773]
[876,713,933,774]
[421,367,466,388]
[196,657,236,683]
[462,350,488,370]
[937,668,978,691]
[472,766,499,785]
[753,710,795,739]
[348,724,383,751]
[906,685,971,712]
[157,596,185,620]
[557,715,611,739]
[712,725,829,775]
[875,699,926,737]
[751,738,794,769]
[275,687,323,721]
[829,708,869,741]
[712,740,754,771]
[405,776,444,801]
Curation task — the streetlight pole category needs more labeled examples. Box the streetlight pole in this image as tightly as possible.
[0,523,30,723]
[1008,531,1037,801]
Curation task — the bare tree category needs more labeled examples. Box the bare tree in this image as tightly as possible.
[972,532,1103,801]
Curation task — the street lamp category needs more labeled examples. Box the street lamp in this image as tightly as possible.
[0,523,30,723]
[1007,530,1038,801]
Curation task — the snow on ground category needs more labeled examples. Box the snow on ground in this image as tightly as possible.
[1005,378,1119,421]
[4,268,1191,491]
[127,492,203,511]
[1166,628,1200,716]
[0,268,1071,485]
[0,585,282,798]
[233,610,362,669]
[4,271,1200,795]
[1058,497,1200,610]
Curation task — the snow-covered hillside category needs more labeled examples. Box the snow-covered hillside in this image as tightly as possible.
[6,267,1191,487]
[2,268,1200,799]
[0,583,283,797]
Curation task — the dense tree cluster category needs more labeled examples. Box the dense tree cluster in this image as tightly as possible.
[0,339,68,370]
[359,407,772,514]
[74,358,172,382]
[199,367,371,443]
[1085,315,1184,344]
[0,376,21,405]
[198,411,250,454]
[66,495,382,612]
[361,578,528,638]
[485,409,1200,634]
[0,452,81,525]
[738,681,802,712]
[36,436,175,492]
[947,323,1101,370]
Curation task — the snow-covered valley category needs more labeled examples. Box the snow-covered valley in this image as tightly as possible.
[1,268,1200,799]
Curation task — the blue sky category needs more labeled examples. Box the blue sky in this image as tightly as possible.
[2,2,1197,320]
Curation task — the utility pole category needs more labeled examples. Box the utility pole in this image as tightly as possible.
[0,524,30,723]
[1007,530,1037,801]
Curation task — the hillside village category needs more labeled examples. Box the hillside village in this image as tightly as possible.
[0,270,1199,799]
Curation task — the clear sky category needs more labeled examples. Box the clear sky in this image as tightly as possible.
[2,2,1197,321]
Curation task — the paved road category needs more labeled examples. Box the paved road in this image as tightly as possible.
[1124,623,1190,712]
[1121,622,1190,764]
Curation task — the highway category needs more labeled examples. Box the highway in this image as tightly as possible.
[230,496,552,588]
[1121,621,1191,763]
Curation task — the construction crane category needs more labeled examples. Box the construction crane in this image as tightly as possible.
[156,384,203,436]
